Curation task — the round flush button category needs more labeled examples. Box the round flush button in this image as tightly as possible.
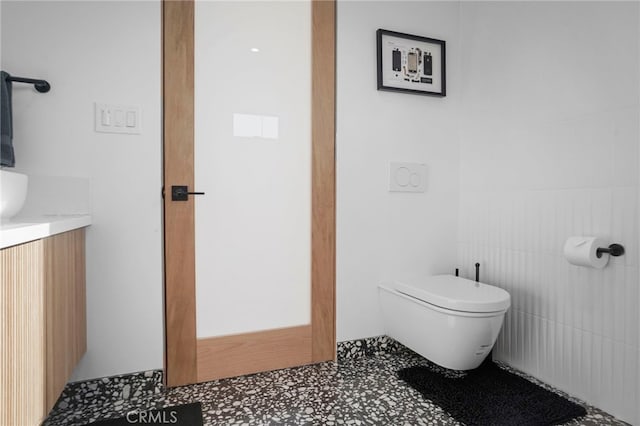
[410,172,421,187]
[395,167,411,187]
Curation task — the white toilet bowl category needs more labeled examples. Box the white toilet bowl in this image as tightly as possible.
[379,275,510,370]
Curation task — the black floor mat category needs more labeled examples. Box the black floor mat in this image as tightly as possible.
[84,402,203,426]
[398,360,587,426]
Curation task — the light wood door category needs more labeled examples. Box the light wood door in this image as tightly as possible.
[162,0,335,387]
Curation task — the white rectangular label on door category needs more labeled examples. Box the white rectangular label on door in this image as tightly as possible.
[233,114,279,140]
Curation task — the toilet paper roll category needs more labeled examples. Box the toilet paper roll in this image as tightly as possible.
[563,236,609,269]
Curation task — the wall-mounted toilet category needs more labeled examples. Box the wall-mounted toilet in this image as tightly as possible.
[379,275,510,370]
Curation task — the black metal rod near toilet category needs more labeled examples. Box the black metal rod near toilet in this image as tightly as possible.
[475,263,480,282]
[596,243,625,258]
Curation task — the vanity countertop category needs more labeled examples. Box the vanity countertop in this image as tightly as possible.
[0,215,92,249]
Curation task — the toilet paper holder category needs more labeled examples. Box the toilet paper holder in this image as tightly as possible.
[596,243,625,258]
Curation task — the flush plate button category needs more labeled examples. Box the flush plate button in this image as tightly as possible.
[389,162,427,192]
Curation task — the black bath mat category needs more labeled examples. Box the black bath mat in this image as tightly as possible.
[398,361,586,426]
[84,402,203,425]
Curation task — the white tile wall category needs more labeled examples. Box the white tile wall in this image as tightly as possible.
[458,3,640,422]
[458,188,639,422]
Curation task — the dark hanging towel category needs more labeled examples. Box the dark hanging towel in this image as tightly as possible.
[1,71,14,167]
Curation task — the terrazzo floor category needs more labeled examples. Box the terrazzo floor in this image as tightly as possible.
[44,337,627,425]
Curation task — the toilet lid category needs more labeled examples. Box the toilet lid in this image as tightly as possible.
[394,275,511,313]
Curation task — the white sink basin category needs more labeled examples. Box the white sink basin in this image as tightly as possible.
[0,170,28,221]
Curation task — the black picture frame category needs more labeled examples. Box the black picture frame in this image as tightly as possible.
[376,29,446,97]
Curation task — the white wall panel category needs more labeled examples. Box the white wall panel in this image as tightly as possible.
[1,1,163,381]
[459,3,639,419]
[336,0,461,342]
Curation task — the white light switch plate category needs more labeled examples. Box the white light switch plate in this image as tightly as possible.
[95,103,141,134]
[389,162,427,192]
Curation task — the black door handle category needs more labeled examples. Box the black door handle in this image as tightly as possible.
[171,185,205,201]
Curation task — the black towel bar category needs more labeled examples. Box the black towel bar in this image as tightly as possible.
[5,75,50,93]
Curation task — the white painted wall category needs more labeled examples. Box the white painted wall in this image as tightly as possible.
[457,2,640,423]
[336,1,461,341]
[1,1,163,381]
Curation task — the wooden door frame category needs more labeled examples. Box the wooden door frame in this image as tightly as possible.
[162,0,336,387]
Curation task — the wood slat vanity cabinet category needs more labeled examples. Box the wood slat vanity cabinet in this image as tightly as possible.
[0,228,87,425]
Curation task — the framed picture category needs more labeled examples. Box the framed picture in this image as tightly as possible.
[377,29,446,97]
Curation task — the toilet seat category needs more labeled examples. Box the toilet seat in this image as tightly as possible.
[393,275,510,314]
